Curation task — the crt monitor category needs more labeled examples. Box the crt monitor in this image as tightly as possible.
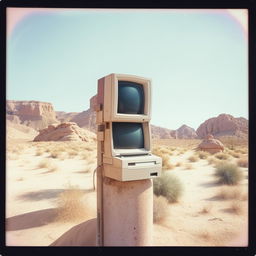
[99,73,151,122]
[118,81,145,115]
[112,122,144,149]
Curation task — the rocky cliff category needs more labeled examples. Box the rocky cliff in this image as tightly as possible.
[34,122,96,142]
[6,100,59,131]
[176,125,198,139]
[196,114,248,139]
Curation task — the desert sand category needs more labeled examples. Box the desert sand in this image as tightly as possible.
[6,136,248,246]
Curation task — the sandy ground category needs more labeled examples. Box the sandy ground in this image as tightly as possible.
[6,139,248,246]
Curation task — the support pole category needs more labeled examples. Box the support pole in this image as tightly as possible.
[102,177,153,246]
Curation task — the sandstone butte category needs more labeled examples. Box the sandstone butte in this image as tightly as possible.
[196,114,248,139]
[33,122,96,142]
[197,134,224,153]
[6,100,59,130]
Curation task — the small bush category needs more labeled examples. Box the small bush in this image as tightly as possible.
[199,204,212,214]
[228,201,243,215]
[214,162,242,185]
[55,186,87,222]
[188,155,199,162]
[153,195,169,223]
[161,155,174,170]
[230,152,240,158]
[185,163,193,170]
[216,187,241,200]
[237,158,248,168]
[38,159,53,169]
[197,151,209,159]
[35,150,44,156]
[214,152,229,160]
[207,157,220,167]
[153,173,183,203]
[176,162,182,167]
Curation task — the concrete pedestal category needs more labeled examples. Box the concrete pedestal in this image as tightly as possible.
[102,177,153,246]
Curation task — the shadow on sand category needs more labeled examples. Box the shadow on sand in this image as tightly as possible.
[50,218,96,246]
[17,188,95,202]
[6,208,57,231]
[17,189,65,201]
[199,181,222,188]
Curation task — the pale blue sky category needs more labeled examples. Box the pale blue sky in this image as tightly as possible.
[7,9,248,130]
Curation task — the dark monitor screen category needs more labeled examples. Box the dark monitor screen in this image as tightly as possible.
[118,81,144,114]
[113,122,144,149]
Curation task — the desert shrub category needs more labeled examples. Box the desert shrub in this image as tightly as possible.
[153,195,169,223]
[38,159,53,169]
[35,149,44,156]
[230,152,240,158]
[198,230,212,241]
[228,201,243,215]
[55,186,87,222]
[207,157,220,166]
[68,150,78,158]
[48,165,59,172]
[214,162,242,185]
[161,155,174,170]
[215,187,241,200]
[199,204,212,214]
[214,152,229,160]
[38,159,58,172]
[153,173,183,203]
[185,163,193,170]
[50,151,61,159]
[237,158,248,168]
[235,148,247,154]
[176,162,182,167]
[197,151,209,159]
[188,155,199,162]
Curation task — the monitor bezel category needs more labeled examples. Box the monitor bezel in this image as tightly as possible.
[103,73,151,122]
[110,122,151,157]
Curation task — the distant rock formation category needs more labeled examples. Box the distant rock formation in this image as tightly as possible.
[33,122,96,142]
[151,125,176,139]
[197,134,224,153]
[196,114,248,139]
[55,111,79,123]
[7,100,248,141]
[6,100,59,131]
[176,125,198,139]
[56,109,96,132]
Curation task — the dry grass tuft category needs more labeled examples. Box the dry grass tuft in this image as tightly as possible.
[198,230,212,241]
[207,157,221,167]
[35,149,44,156]
[214,152,229,160]
[176,162,182,167]
[188,155,199,162]
[216,187,241,200]
[229,152,240,158]
[55,186,87,222]
[184,163,194,170]
[197,151,210,159]
[38,159,58,172]
[38,159,53,169]
[161,155,175,170]
[237,158,248,168]
[199,204,212,214]
[153,195,169,223]
[227,201,243,215]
